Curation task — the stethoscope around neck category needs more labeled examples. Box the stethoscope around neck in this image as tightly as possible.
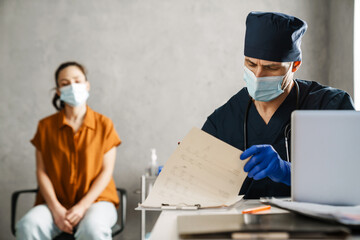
[243,79,300,162]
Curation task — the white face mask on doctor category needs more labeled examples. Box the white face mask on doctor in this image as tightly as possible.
[243,65,291,102]
[60,83,89,107]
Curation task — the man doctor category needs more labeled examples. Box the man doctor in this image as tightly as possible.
[202,12,354,199]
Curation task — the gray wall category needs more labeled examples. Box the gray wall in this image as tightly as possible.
[0,0,354,239]
[328,0,354,95]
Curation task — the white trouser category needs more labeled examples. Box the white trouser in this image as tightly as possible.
[16,201,117,240]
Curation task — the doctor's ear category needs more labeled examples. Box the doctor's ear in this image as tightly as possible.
[292,61,301,72]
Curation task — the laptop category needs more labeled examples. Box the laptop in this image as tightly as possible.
[291,110,360,206]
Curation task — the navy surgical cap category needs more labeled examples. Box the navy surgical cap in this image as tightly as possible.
[244,11,307,62]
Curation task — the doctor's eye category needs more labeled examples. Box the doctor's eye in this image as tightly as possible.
[247,63,257,68]
[264,66,280,71]
[245,59,257,68]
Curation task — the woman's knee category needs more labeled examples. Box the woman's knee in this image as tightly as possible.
[75,202,116,240]
[75,219,112,240]
[16,214,47,239]
[16,215,34,238]
[15,205,57,240]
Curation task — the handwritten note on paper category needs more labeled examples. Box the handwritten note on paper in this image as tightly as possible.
[141,127,249,209]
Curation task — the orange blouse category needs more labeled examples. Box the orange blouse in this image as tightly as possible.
[31,106,121,209]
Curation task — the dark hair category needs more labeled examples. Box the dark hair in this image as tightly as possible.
[52,61,87,111]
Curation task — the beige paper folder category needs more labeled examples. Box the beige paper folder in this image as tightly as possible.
[141,127,248,209]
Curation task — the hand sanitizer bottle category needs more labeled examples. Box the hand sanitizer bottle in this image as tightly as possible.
[150,148,158,176]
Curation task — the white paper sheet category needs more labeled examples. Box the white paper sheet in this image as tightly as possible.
[263,198,360,225]
[141,127,248,209]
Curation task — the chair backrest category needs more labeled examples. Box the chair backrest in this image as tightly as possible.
[11,188,127,238]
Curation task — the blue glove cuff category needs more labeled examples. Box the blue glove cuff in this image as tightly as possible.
[275,160,291,186]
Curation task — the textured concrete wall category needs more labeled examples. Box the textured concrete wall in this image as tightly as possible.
[0,0,354,239]
[328,0,354,97]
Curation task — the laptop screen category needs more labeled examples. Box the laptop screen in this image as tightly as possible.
[291,110,360,206]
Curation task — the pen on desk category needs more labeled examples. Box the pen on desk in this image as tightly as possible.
[241,205,271,214]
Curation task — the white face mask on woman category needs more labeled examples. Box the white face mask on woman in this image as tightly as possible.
[243,65,291,102]
[60,83,89,107]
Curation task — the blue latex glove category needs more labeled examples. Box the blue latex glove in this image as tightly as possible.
[240,144,291,186]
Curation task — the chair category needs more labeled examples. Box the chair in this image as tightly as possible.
[11,188,127,239]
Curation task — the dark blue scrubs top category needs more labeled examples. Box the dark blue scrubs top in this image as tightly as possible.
[202,79,355,199]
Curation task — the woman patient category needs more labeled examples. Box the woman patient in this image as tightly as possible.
[16,62,121,240]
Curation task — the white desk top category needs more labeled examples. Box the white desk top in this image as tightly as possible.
[148,199,288,240]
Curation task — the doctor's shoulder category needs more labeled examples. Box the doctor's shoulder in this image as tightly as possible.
[296,79,354,110]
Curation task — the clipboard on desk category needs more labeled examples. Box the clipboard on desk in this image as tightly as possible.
[160,203,201,210]
[136,203,203,211]
[139,127,248,210]
[177,212,351,239]
[137,196,244,210]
